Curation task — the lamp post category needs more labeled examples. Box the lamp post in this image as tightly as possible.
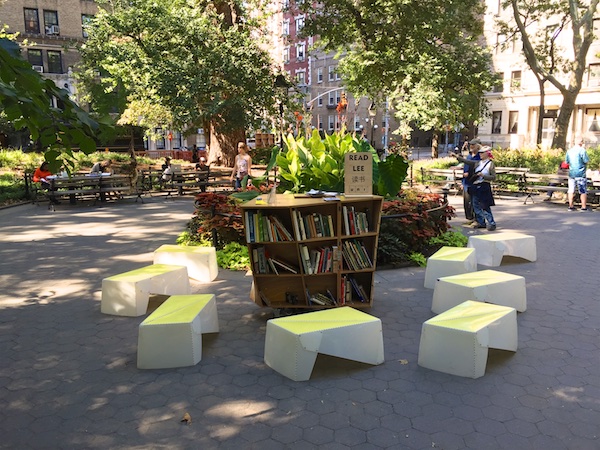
[274,74,292,150]
[368,105,377,149]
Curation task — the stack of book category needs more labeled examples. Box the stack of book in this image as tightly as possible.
[340,275,369,303]
[342,205,370,236]
[252,247,299,275]
[306,288,337,306]
[244,211,294,243]
[342,239,373,270]
[292,210,335,240]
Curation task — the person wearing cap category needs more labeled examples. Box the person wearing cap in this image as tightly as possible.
[195,156,210,192]
[460,138,482,224]
[451,146,497,231]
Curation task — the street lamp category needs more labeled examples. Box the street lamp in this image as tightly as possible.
[274,74,292,149]
[368,104,377,149]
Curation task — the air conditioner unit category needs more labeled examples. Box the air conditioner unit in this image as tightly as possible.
[33,65,44,73]
[46,25,59,35]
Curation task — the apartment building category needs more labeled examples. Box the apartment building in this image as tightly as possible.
[0,0,97,101]
[479,2,600,149]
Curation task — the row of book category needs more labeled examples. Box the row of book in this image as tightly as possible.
[252,247,300,275]
[342,205,370,236]
[307,275,369,306]
[245,210,294,243]
[342,239,373,271]
[292,210,335,240]
[299,245,341,274]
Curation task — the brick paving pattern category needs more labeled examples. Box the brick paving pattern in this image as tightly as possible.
[0,194,599,449]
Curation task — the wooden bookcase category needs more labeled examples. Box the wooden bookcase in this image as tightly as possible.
[241,194,383,309]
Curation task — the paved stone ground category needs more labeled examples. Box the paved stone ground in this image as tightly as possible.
[0,193,599,449]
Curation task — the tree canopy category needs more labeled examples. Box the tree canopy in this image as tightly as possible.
[299,0,499,147]
[77,0,282,163]
[0,31,110,173]
[498,0,599,150]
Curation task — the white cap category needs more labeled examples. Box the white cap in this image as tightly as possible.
[200,157,206,161]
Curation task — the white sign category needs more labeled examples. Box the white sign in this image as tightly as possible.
[344,153,373,196]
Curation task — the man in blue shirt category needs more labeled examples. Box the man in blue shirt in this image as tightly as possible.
[565,137,590,211]
[462,139,481,224]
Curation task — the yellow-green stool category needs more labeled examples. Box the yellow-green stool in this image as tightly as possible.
[264,307,384,381]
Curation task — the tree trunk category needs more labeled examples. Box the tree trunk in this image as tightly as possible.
[209,123,246,167]
[431,133,439,158]
[552,90,578,150]
[536,77,545,146]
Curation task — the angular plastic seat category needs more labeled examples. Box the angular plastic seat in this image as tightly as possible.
[468,232,537,267]
[424,246,477,289]
[153,244,218,283]
[432,269,526,314]
[264,307,384,381]
[137,294,219,369]
[418,300,517,378]
[101,264,190,317]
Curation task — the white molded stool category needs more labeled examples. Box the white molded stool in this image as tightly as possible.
[424,246,477,289]
[154,244,218,283]
[137,294,219,369]
[432,269,526,313]
[418,300,517,378]
[101,264,190,317]
[264,307,384,381]
[468,232,536,267]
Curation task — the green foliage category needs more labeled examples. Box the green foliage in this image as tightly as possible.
[216,242,250,271]
[428,230,468,248]
[0,34,112,174]
[0,172,26,204]
[78,0,281,142]
[377,191,455,266]
[299,0,497,138]
[175,231,212,247]
[408,252,427,267]
[186,193,245,248]
[276,130,408,197]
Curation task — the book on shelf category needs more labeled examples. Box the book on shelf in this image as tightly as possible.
[269,257,299,274]
[343,205,350,235]
[269,215,293,241]
[245,210,255,243]
[291,209,301,240]
[267,257,279,275]
[300,245,313,274]
[313,213,323,237]
[253,246,270,274]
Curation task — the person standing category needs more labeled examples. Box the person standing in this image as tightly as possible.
[461,139,481,224]
[451,146,497,231]
[230,142,252,190]
[565,137,590,211]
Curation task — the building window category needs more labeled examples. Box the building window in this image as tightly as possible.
[586,108,600,132]
[296,42,305,61]
[47,50,63,73]
[328,91,336,106]
[296,71,305,85]
[282,20,289,36]
[283,46,290,64]
[493,72,504,93]
[496,34,506,53]
[354,116,361,131]
[588,63,600,87]
[492,111,502,134]
[318,117,323,129]
[295,16,304,33]
[328,66,335,81]
[510,70,522,91]
[24,8,40,34]
[27,49,43,67]
[43,10,59,35]
[335,91,341,104]
[82,14,93,38]
[335,69,341,81]
[508,111,518,134]
[318,97,323,107]
[328,115,335,131]
[317,67,323,83]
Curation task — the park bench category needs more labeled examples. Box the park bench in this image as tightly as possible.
[420,167,464,194]
[521,173,600,204]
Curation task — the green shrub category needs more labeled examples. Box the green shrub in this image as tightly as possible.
[408,252,427,267]
[216,242,250,271]
[428,230,468,248]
